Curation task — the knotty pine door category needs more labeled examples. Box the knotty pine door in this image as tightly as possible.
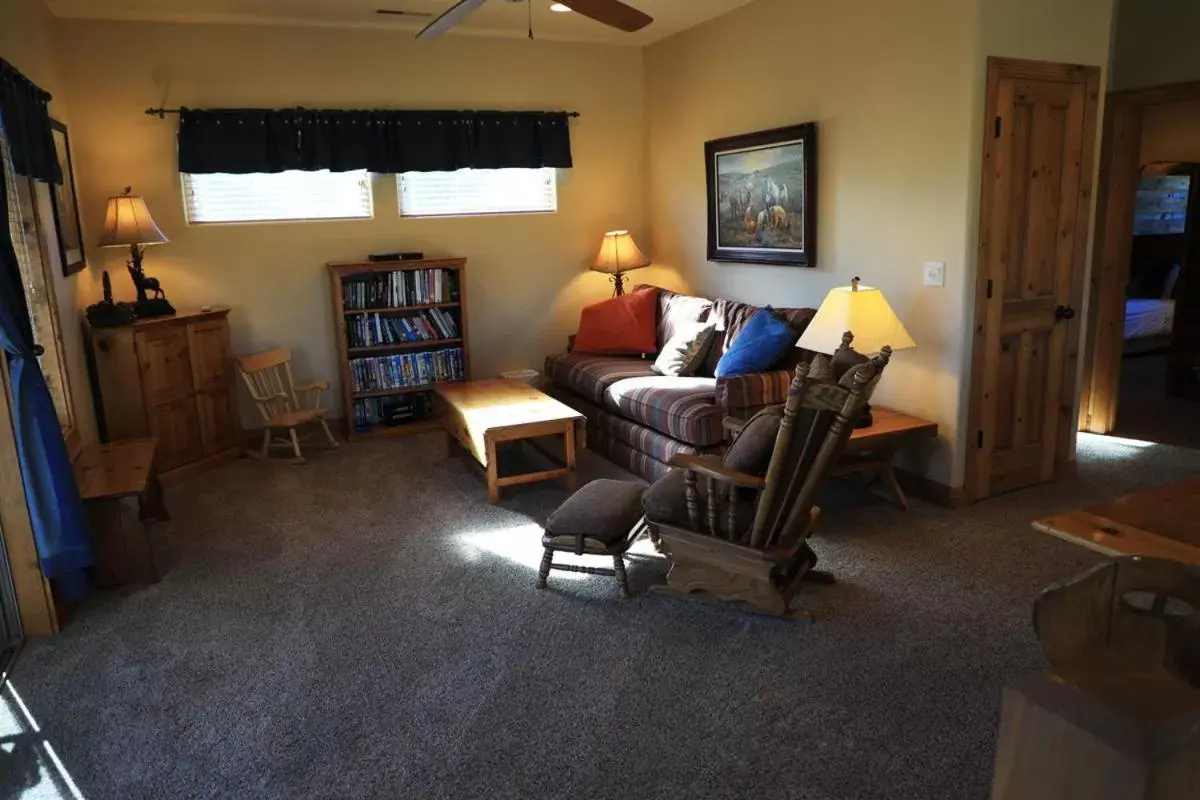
[968,59,1100,500]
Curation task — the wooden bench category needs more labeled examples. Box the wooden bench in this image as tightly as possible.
[73,437,169,587]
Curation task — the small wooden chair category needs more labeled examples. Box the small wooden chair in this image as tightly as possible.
[236,348,338,464]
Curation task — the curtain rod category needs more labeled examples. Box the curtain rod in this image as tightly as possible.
[145,107,581,119]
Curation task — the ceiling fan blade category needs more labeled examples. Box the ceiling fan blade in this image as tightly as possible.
[416,0,489,39]
[557,0,653,32]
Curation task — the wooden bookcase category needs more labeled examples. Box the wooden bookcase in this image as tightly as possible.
[328,258,471,442]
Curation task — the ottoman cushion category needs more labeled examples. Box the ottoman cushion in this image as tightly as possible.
[545,479,646,546]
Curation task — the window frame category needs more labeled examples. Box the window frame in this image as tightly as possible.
[180,169,376,226]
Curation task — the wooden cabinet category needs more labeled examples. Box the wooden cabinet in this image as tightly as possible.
[85,308,240,481]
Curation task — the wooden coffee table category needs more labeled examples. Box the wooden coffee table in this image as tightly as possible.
[1032,476,1200,565]
[436,379,586,504]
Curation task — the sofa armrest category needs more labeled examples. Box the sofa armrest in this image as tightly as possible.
[716,369,793,415]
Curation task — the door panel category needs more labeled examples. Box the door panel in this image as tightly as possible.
[970,59,1099,500]
[196,387,240,454]
[135,326,192,405]
[146,397,203,471]
[187,320,233,392]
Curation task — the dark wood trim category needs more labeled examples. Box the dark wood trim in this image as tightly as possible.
[1078,79,1200,434]
[964,57,1102,503]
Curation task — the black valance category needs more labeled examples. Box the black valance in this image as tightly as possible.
[177,108,574,175]
[0,59,61,184]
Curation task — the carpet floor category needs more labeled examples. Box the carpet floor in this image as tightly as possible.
[4,433,1200,800]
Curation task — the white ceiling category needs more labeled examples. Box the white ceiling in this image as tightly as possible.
[44,0,757,45]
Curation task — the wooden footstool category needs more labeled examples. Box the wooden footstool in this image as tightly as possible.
[537,480,646,598]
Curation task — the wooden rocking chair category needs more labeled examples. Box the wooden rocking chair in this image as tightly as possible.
[644,334,890,617]
[236,348,338,464]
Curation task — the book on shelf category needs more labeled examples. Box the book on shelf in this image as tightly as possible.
[343,268,459,310]
[346,307,460,348]
[349,346,465,393]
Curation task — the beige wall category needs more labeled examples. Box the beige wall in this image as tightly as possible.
[0,0,98,445]
[645,0,1114,486]
[1141,100,1200,165]
[1111,0,1200,90]
[53,19,660,423]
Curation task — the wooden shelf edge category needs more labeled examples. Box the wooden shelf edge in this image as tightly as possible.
[348,338,463,355]
[343,303,460,315]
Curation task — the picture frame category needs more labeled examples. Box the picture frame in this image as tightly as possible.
[705,122,817,267]
[49,119,85,276]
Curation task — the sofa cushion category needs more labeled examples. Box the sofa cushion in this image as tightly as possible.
[635,284,713,349]
[702,299,817,375]
[573,287,658,355]
[545,352,656,405]
[714,308,800,378]
[603,376,725,447]
[652,321,716,377]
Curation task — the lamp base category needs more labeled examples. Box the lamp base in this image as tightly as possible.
[134,298,176,319]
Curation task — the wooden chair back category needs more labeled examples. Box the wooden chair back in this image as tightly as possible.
[749,345,891,551]
[237,347,299,422]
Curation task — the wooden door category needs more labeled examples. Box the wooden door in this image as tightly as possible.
[968,58,1100,500]
[135,325,203,470]
[187,318,240,454]
[1167,166,1200,399]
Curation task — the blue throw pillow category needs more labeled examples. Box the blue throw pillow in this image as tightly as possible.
[714,308,798,378]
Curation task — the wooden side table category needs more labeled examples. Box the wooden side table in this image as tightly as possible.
[725,406,937,510]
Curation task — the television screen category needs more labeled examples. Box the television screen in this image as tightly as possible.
[1134,175,1190,235]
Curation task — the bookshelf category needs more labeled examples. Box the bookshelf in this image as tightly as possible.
[328,257,471,441]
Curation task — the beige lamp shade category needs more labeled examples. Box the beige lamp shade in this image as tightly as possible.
[797,281,916,356]
[98,192,168,248]
[591,230,650,275]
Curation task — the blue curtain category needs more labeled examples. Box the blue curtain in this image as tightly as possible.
[0,102,92,600]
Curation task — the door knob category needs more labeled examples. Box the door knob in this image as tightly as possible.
[1054,305,1076,322]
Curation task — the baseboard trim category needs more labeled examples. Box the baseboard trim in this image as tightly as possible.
[894,466,970,509]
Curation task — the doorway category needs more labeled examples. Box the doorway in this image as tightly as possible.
[1080,83,1200,448]
[965,57,1102,502]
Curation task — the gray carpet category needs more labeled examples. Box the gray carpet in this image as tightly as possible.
[4,433,1200,800]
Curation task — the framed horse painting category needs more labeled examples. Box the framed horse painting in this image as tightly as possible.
[705,122,817,267]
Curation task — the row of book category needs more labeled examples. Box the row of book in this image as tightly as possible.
[343,269,459,310]
[346,308,460,349]
[353,394,433,431]
[350,347,465,393]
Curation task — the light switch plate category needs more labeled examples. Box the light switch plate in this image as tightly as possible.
[924,261,946,287]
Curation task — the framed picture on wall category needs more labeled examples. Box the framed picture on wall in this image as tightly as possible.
[705,122,817,267]
[49,119,85,276]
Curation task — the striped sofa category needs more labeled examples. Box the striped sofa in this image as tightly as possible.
[545,286,816,482]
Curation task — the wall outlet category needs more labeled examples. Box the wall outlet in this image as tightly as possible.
[923,261,946,287]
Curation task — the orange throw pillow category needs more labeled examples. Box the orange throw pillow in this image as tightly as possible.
[573,288,658,355]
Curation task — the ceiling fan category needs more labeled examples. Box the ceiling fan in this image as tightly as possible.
[413,0,653,39]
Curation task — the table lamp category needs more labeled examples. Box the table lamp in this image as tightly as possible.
[98,187,175,319]
[591,230,650,296]
[797,277,915,424]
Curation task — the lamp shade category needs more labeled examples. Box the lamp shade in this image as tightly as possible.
[591,230,650,275]
[797,282,916,356]
[98,192,168,248]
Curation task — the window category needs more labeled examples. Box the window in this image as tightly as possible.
[182,170,373,224]
[398,168,557,218]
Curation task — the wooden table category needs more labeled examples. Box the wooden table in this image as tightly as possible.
[436,379,586,504]
[725,406,938,510]
[1032,476,1200,565]
[74,437,169,586]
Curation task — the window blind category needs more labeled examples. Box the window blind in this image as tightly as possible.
[182,170,373,224]
[398,168,557,218]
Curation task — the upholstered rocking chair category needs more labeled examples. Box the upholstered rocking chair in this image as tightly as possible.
[643,335,890,617]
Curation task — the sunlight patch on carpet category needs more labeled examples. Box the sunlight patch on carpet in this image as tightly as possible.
[1077,432,1159,455]
[456,523,587,580]
[0,683,88,799]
